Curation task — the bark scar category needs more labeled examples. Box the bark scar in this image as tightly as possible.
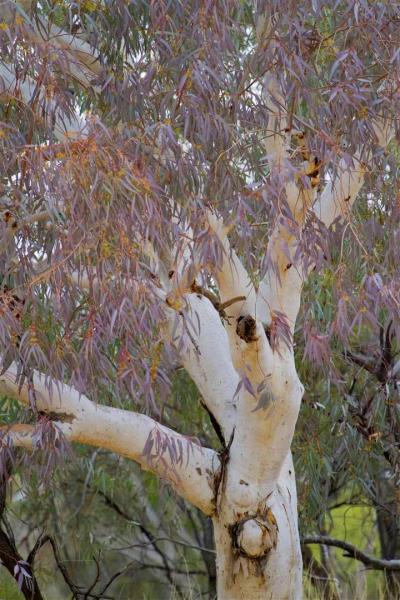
[200,398,225,448]
[229,503,279,577]
[213,427,235,515]
[39,411,76,423]
[236,315,258,343]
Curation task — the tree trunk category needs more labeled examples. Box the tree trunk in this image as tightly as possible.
[213,452,302,599]
[177,280,305,599]
[201,286,305,599]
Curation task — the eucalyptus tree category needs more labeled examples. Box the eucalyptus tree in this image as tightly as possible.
[0,1,399,598]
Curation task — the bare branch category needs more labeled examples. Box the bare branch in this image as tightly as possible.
[167,293,239,443]
[313,158,366,227]
[313,117,395,228]
[260,105,395,334]
[205,212,274,385]
[302,535,400,571]
[28,535,112,599]
[345,351,378,376]
[259,75,322,332]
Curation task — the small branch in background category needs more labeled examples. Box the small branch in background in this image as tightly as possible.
[186,509,216,595]
[302,536,400,571]
[302,544,340,600]
[91,486,180,592]
[345,350,377,375]
[97,561,206,598]
[378,320,393,383]
[88,483,217,555]
[84,553,101,600]
[29,534,111,600]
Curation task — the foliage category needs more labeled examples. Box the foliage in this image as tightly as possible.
[1,0,399,405]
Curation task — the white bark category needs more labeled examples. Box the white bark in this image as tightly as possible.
[206,212,261,373]
[203,212,304,597]
[313,161,364,226]
[0,364,218,515]
[172,293,238,442]
[200,93,393,600]
[257,70,321,331]
[214,453,302,600]
[313,115,394,229]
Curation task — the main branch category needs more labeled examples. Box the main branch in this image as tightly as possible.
[0,364,219,515]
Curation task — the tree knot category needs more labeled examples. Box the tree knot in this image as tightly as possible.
[236,315,258,343]
[230,506,278,560]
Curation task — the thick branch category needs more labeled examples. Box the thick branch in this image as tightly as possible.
[313,119,394,228]
[261,118,395,333]
[205,212,274,381]
[166,293,238,443]
[0,364,219,515]
[206,212,255,318]
[313,158,365,227]
[258,231,304,332]
[196,220,300,492]
[143,232,239,444]
[259,76,321,331]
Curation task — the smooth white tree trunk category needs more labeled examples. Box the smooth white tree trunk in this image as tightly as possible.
[213,452,302,600]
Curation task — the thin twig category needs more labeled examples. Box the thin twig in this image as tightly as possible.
[84,553,101,600]
[29,535,113,600]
